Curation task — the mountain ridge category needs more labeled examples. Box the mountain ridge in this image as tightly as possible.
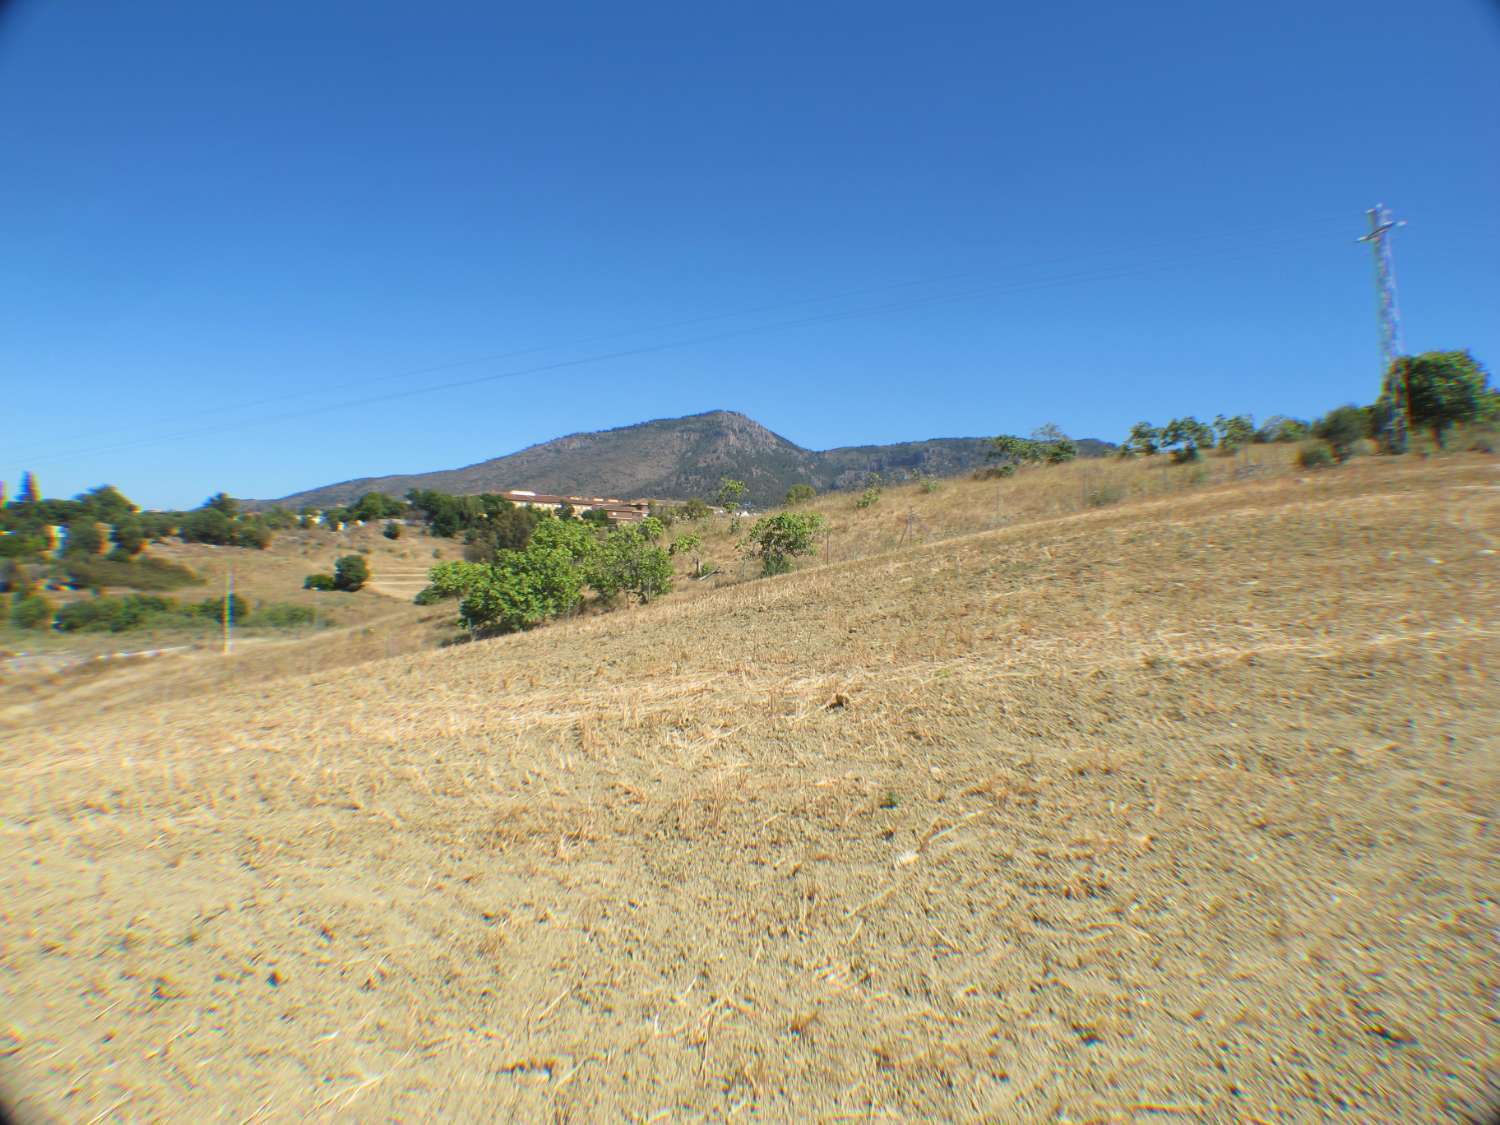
[269,410,1113,509]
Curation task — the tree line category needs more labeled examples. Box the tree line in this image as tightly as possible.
[1116,351,1495,464]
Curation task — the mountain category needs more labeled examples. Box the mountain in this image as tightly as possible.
[270,411,1114,509]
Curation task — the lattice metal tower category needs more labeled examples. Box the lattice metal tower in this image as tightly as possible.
[1358,204,1408,450]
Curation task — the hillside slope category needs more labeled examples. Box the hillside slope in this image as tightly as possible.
[3,456,1496,1122]
[272,410,1111,508]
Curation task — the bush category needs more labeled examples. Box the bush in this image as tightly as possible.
[9,594,52,630]
[383,521,402,540]
[110,514,146,557]
[741,512,825,576]
[1297,441,1335,470]
[972,464,1015,480]
[586,524,673,604]
[252,602,317,628]
[1161,417,1215,463]
[63,520,106,557]
[917,474,940,494]
[854,487,880,510]
[55,594,183,633]
[785,484,816,506]
[459,545,583,633]
[333,555,369,592]
[303,573,336,591]
[194,593,248,626]
[1313,405,1370,462]
[178,507,235,545]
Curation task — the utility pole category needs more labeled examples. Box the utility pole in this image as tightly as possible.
[224,565,234,657]
[1358,204,1409,451]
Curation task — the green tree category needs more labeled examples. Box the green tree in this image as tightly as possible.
[1389,350,1492,448]
[1254,416,1309,443]
[17,472,39,506]
[1031,423,1077,464]
[64,520,106,557]
[303,573,336,591]
[203,492,240,518]
[587,523,673,604]
[1213,414,1255,453]
[459,543,584,634]
[383,520,402,540]
[1313,405,1369,462]
[1119,422,1161,457]
[332,554,369,592]
[785,484,815,506]
[417,560,487,602]
[179,507,234,545]
[109,514,147,559]
[716,478,747,512]
[669,533,702,578]
[678,498,712,522]
[195,593,248,626]
[1159,417,1215,463]
[78,484,137,523]
[741,512,825,576]
[987,434,1043,465]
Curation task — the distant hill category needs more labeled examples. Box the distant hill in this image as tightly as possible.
[271,411,1114,509]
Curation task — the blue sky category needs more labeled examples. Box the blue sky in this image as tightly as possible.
[3,0,1497,508]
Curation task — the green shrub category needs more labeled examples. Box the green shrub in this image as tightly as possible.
[382,521,402,540]
[9,594,52,630]
[1313,405,1370,462]
[785,484,816,506]
[741,512,825,576]
[194,594,247,626]
[1297,441,1335,470]
[333,554,369,592]
[972,464,1014,480]
[586,524,673,604]
[854,487,881,510]
[55,594,184,633]
[63,520,106,557]
[303,573,336,591]
[252,602,317,628]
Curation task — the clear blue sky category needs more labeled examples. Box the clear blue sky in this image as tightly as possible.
[3,0,1497,507]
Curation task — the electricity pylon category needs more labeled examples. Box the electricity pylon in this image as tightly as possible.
[1358,205,1409,451]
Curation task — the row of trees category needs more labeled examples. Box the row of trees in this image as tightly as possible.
[1118,351,1495,463]
[0,480,281,565]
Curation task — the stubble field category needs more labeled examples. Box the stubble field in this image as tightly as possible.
[1,454,1496,1122]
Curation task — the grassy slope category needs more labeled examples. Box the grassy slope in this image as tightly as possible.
[1,453,1496,1121]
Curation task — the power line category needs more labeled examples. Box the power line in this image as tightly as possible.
[39,214,1354,449]
[18,224,1348,470]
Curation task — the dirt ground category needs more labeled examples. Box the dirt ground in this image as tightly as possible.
[1,456,1496,1122]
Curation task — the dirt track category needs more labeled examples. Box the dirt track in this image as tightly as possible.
[1,458,1496,1122]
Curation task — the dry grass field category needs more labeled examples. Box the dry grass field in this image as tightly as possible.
[1,453,1497,1122]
